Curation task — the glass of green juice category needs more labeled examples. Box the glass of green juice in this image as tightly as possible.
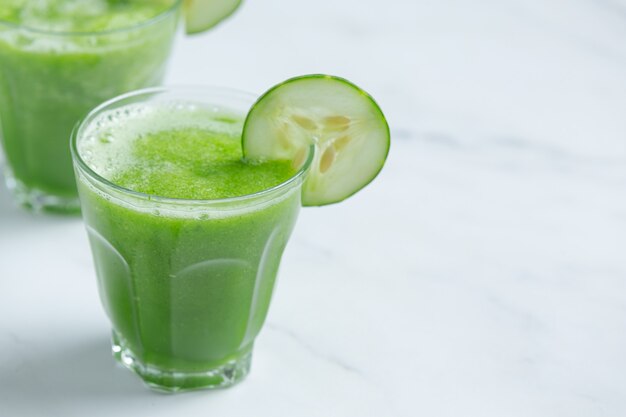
[71,87,314,391]
[0,0,181,213]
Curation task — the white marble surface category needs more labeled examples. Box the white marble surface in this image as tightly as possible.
[1,0,626,415]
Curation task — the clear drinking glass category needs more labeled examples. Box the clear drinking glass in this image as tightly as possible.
[0,1,181,213]
[71,87,314,391]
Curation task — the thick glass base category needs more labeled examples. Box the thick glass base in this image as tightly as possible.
[111,331,252,392]
[3,168,80,214]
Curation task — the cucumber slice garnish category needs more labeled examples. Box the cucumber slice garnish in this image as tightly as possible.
[242,75,390,206]
[184,0,242,35]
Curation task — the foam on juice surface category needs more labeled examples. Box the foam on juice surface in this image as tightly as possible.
[0,0,176,32]
[79,101,297,200]
[0,0,177,52]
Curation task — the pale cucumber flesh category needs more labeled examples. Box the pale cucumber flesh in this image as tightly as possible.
[242,75,390,206]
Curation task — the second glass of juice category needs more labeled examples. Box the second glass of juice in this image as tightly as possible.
[71,87,313,391]
[0,0,181,212]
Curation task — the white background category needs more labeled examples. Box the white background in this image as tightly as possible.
[1,0,626,415]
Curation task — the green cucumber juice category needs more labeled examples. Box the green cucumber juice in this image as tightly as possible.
[74,97,305,389]
[0,0,180,210]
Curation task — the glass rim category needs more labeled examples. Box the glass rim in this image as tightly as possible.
[0,0,182,37]
[70,85,315,206]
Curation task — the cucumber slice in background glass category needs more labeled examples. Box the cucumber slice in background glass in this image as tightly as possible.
[242,75,390,206]
[184,0,242,34]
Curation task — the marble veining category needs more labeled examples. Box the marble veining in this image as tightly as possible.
[267,323,364,376]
